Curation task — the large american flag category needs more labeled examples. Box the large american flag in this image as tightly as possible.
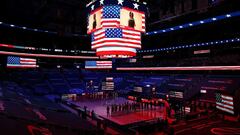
[7,56,38,68]
[91,28,141,49]
[216,93,234,114]
[85,61,112,69]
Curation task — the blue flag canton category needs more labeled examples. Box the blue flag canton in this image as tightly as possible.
[7,56,20,64]
[103,6,121,18]
[86,61,96,66]
[91,33,95,42]
[105,28,122,38]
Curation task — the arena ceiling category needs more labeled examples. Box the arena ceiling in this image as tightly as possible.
[0,0,238,51]
[0,0,165,35]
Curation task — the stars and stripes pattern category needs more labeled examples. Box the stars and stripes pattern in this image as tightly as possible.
[216,93,234,114]
[101,6,121,28]
[89,5,146,57]
[7,56,38,68]
[169,91,184,99]
[91,28,141,49]
[85,61,112,69]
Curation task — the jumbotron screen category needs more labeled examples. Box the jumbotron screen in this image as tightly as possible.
[120,7,145,32]
[87,6,145,33]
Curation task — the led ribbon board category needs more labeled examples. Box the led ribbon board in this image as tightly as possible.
[87,0,147,58]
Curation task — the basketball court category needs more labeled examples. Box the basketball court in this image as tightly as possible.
[69,97,166,126]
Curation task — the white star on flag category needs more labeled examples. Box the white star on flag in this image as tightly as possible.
[133,3,139,9]
[91,5,95,10]
[100,0,104,5]
[118,0,124,5]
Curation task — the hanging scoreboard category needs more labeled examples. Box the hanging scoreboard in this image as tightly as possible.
[87,0,147,58]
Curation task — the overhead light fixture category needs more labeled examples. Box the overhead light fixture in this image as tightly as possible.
[226,14,231,17]
[212,18,217,21]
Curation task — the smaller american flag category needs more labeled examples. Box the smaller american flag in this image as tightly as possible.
[7,56,38,68]
[85,61,112,69]
[169,91,184,99]
[216,93,234,114]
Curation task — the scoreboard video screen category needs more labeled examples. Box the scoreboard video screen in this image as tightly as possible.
[87,8,102,33]
[87,6,145,34]
[120,7,145,32]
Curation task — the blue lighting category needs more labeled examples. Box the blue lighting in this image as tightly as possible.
[145,11,240,36]
[212,18,217,21]
[138,38,240,53]
[0,21,87,37]
[226,14,231,17]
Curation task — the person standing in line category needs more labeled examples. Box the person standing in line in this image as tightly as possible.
[107,106,110,117]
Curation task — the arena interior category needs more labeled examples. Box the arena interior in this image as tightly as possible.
[0,0,240,135]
